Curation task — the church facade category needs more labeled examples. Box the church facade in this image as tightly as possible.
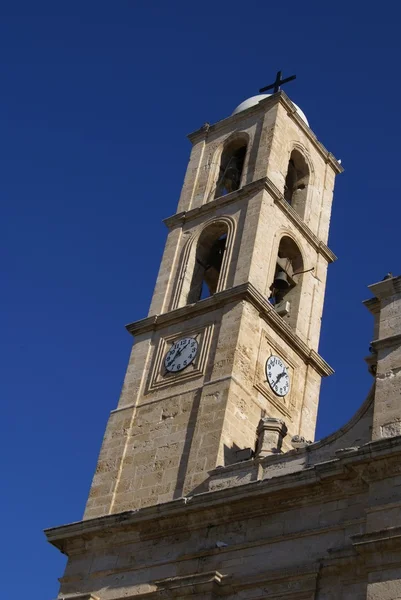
[46,91,401,600]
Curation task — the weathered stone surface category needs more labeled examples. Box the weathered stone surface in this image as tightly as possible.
[82,92,340,519]
[46,95,401,600]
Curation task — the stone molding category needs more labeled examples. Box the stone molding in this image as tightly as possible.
[254,380,292,419]
[45,435,401,554]
[256,417,288,457]
[58,595,99,600]
[162,175,336,264]
[146,322,214,392]
[371,332,401,351]
[170,213,237,309]
[125,282,334,377]
[352,525,401,554]
[187,91,343,174]
[363,296,380,315]
[103,571,230,599]
[163,177,266,229]
[369,275,401,300]
[229,563,319,598]
[154,570,229,597]
[264,178,337,263]
[82,566,319,599]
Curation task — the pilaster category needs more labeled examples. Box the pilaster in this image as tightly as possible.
[367,276,401,440]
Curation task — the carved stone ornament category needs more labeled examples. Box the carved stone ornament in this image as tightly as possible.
[256,417,287,457]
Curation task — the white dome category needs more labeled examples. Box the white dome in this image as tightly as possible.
[232,94,309,126]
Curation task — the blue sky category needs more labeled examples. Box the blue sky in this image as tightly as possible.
[2,2,401,598]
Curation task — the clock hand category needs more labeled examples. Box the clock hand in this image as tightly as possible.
[168,340,192,366]
[176,340,192,358]
[167,344,182,365]
[271,371,286,388]
[182,340,192,352]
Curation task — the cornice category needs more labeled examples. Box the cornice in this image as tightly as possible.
[125,283,250,336]
[163,176,336,264]
[264,178,337,263]
[105,571,230,600]
[371,332,401,351]
[352,525,401,554]
[245,284,334,376]
[44,463,342,550]
[368,275,401,300]
[187,94,279,144]
[187,92,343,174]
[126,282,333,377]
[64,566,319,600]
[363,296,380,315]
[57,595,99,600]
[278,92,343,174]
[163,177,267,229]
[45,435,401,552]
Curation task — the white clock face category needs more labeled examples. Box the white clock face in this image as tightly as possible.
[265,355,290,397]
[164,337,198,373]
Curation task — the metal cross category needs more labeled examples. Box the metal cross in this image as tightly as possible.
[259,70,296,94]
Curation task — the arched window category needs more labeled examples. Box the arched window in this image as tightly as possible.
[214,139,247,199]
[187,222,228,304]
[269,236,303,330]
[284,150,309,218]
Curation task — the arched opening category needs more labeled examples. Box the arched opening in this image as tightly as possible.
[284,149,309,218]
[269,236,304,330]
[187,222,228,304]
[214,139,247,199]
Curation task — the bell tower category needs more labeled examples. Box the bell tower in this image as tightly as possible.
[84,89,342,519]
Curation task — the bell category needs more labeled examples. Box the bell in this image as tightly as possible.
[273,270,290,290]
[222,165,240,193]
[206,237,226,271]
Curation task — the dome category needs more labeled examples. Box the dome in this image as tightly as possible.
[232,94,309,126]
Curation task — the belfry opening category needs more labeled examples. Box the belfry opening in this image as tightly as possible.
[187,222,228,303]
[284,149,309,218]
[214,140,247,198]
[269,236,304,329]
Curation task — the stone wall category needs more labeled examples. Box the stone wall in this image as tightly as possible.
[47,432,401,600]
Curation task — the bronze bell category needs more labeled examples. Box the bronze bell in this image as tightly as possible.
[206,237,226,271]
[273,270,290,290]
[222,166,240,193]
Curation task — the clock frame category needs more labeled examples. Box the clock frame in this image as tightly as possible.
[147,323,215,392]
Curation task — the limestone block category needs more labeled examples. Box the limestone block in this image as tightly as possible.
[367,579,401,600]
[256,417,287,456]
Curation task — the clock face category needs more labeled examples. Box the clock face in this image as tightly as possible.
[265,355,290,397]
[164,337,198,373]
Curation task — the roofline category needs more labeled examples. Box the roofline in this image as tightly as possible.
[187,91,343,174]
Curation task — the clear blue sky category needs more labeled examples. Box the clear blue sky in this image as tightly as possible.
[1,2,400,598]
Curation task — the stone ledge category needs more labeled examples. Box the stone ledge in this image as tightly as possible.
[108,571,231,599]
[230,563,319,595]
[125,282,334,377]
[352,525,401,553]
[369,275,401,300]
[265,178,337,263]
[371,332,401,351]
[363,296,380,315]
[45,435,401,554]
[163,177,266,229]
[65,565,319,599]
[57,595,99,600]
[162,175,336,264]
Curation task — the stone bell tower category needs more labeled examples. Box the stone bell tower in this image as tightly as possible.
[84,88,342,520]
